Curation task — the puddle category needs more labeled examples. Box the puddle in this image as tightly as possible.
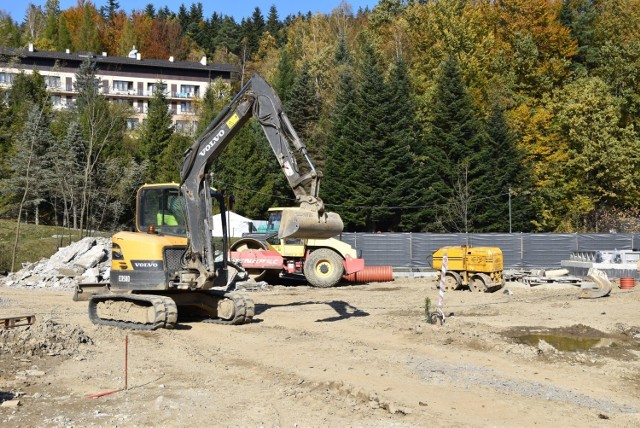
[503,324,640,362]
[504,324,627,352]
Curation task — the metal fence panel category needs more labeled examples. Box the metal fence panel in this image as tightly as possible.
[517,234,574,268]
[411,233,467,268]
[347,233,409,267]
[467,234,523,269]
[576,234,633,252]
[322,232,639,270]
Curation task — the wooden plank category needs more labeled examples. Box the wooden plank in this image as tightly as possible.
[1,315,36,329]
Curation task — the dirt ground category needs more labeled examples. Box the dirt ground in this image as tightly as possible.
[1,277,639,427]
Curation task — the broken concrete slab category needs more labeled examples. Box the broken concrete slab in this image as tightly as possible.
[73,244,108,270]
[1,237,111,290]
[0,399,20,408]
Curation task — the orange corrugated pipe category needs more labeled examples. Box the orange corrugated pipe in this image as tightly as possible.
[343,266,394,283]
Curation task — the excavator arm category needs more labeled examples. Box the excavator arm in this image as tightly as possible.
[179,74,343,283]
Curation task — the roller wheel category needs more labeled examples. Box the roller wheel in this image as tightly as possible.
[304,248,344,288]
[230,238,268,280]
[444,271,461,291]
[469,274,488,292]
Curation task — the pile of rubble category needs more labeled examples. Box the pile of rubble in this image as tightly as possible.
[0,318,93,357]
[1,237,111,290]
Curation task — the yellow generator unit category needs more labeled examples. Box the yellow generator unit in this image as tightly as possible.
[432,246,504,293]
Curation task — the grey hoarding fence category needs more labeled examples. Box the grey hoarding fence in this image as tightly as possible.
[340,233,640,270]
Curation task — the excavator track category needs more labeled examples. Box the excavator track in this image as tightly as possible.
[88,294,178,330]
[201,292,255,325]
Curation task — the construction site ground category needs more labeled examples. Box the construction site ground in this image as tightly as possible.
[1,277,639,427]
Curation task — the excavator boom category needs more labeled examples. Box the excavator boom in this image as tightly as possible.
[179,74,343,275]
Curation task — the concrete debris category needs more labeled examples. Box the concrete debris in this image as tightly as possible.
[0,318,93,358]
[578,268,612,299]
[504,268,583,286]
[1,399,21,408]
[0,237,111,290]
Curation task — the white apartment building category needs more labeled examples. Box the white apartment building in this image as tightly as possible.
[0,45,238,134]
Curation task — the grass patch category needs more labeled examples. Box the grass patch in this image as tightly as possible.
[0,219,107,273]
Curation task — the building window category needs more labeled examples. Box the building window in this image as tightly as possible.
[0,72,16,85]
[113,80,133,93]
[51,95,62,105]
[45,75,61,88]
[179,85,198,98]
[148,82,167,96]
[175,120,195,134]
[113,98,133,106]
[126,118,139,130]
[180,101,194,114]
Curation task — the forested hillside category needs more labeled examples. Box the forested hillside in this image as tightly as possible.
[1,0,640,234]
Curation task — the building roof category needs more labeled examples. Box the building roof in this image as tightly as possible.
[0,46,238,74]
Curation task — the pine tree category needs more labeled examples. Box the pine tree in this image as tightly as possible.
[243,7,265,59]
[0,71,50,203]
[273,48,296,104]
[266,5,283,45]
[42,0,60,46]
[383,56,421,231]
[211,122,289,220]
[6,71,51,134]
[143,4,155,19]
[322,63,365,229]
[139,81,174,171]
[355,42,395,231]
[422,56,486,232]
[0,14,22,47]
[57,14,72,51]
[108,0,121,18]
[1,106,52,270]
[559,0,597,72]
[177,4,189,30]
[196,79,231,136]
[156,133,191,183]
[284,62,320,140]
[77,3,103,52]
[213,16,240,55]
[478,102,534,232]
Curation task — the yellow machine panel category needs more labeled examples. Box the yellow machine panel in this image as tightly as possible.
[111,231,187,271]
[432,246,503,273]
[432,245,504,292]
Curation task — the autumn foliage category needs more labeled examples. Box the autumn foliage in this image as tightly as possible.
[3,0,640,232]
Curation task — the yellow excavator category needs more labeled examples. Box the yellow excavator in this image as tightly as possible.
[87,74,344,330]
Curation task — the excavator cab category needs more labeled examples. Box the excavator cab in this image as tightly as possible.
[137,184,187,236]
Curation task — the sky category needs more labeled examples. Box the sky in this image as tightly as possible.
[2,1,379,23]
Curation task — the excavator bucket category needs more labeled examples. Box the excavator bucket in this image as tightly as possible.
[278,208,344,240]
[579,268,612,299]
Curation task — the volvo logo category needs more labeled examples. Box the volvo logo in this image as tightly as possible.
[199,129,225,156]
